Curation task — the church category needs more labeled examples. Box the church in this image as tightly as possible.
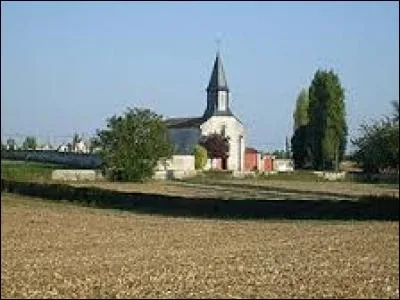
[165,52,246,171]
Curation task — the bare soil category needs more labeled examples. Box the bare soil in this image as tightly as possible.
[1,193,398,299]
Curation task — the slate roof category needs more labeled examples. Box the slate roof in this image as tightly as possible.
[165,52,243,129]
[165,117,204,129]
[207,52,229,92]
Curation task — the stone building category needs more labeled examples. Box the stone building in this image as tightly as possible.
[166,52,246,171]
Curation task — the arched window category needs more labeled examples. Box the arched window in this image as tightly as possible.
[218,91,227,111]
[221,125,226,137]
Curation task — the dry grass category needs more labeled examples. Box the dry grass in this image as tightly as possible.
[70,179,398,201]
[187,178,399,198]
[1,193,399,299]
[69,181,352,201]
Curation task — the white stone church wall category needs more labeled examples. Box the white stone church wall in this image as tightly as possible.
[200,116,245,171]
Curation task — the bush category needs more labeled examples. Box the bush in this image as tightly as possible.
[193,145,208,170]
[199,133,229,160]
[351,114,399,173]
[95,107,173,182]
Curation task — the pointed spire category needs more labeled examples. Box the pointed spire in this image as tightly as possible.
[207,52,229,92]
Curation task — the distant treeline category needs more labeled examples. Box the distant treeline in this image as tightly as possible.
[1,150,103,169]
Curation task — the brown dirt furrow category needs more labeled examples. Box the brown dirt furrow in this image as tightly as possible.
[1,193,398,299]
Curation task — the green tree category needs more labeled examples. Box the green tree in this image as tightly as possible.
[308,69,348,171]
[88,136,98,153]
[391,100,399,122]
[271,149,286,159]
[293,88,309,131]
[95,107,173,182]
[22,136,37,150]
[351,102,399,173]
[291,125,313,169]
[285,136,291,158]
[193,144,208,170]
[291,89,313,169]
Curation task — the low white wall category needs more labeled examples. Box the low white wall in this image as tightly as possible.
[171,155,195,171]
[204,158,215,170]
[273,159,294,172]
[204,158,221,170]
[154,155,195,179]
[313,171,346,181]
[153,170,197,180]
[51,169,103,181]
[156,155,195,171]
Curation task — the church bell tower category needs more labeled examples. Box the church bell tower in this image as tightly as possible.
[203,52,233,119]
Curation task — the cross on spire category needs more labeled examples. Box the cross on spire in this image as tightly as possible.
[216,38,221,54]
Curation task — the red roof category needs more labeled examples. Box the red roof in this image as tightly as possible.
[245,147,258,154]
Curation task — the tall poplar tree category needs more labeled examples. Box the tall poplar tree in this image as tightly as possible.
[308,69,347,171]
[293,88,309,131]
[291,88,312,168]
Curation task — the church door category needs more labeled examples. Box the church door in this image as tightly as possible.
[222,158,227,170]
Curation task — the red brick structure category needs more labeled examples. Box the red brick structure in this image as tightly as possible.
[245,147,259,171]
[245,147,276,172]
[263,154,274,172]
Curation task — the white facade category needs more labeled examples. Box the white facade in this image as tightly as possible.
[166,116,245,171]
[165,52,246,172]
[200,116,245,171]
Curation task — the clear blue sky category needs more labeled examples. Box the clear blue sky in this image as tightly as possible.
[1,1,399,152]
